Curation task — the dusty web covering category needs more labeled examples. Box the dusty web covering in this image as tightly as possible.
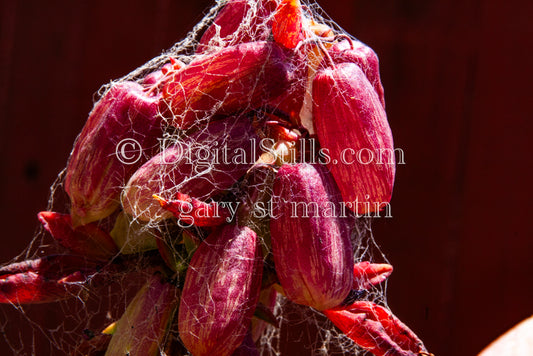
[0,1,412,355]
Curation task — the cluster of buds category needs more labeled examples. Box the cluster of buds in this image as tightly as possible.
[0,1,432,355]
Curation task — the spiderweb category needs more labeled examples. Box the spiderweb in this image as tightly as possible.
[0,0,407,355]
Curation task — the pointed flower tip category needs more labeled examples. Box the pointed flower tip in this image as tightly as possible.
[37,211,54,230]
[353,261,393,290]
[38,210,118,260]
[37,211,53,221]
[152,194,166,206]
[324,301,428,356]
[102,322,117,335]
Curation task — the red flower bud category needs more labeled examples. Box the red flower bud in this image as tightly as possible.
[0,255,98,304]
[161,41,290,130]
[324,301,428,356]
[313,62,395,215]
[65,81,163,226]
[179,224,263,356]
[38,211,118,260]
[105,273,179,355]
[270,163,354,310]
[273,0,304,49]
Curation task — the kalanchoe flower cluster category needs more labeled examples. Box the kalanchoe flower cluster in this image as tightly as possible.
[0,0,432,355]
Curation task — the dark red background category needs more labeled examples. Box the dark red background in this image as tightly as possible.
[1,1,532,355]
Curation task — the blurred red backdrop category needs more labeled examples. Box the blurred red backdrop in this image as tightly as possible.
[1,0,532,355]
